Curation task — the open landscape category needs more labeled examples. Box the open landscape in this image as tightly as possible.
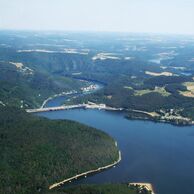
[0,31,194,194]
[1,1,194,194]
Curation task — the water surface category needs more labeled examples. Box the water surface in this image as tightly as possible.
[37,109,194,194]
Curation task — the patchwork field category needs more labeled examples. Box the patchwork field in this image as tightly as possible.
[180,82,194,98]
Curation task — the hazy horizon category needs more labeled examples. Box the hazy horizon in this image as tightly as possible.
[1,0,194,35]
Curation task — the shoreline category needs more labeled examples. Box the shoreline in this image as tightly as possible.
[49,148,121,190]
[129,182,155,194]
[126,109,194,126]
[126,115,194,127]
[40,91,78,108]
[40,81,102,109]
[27,103,193,126]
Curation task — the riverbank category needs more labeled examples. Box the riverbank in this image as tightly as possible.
[128,183,155,194]
[40,81,103,109]
[40,90,77,108]
[49,147,121,190]
[126,109,194,126]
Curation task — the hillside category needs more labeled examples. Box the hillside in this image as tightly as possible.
[0,61,84,108]
[0,107,119,194]
[0,32,194,123]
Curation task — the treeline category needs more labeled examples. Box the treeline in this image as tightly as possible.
[144,75,190,87]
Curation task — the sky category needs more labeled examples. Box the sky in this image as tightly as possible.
[0,0,194,34]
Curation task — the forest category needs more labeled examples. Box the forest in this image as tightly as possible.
[0,107,119,194]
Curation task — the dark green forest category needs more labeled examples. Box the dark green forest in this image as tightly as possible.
[57,184,151,194]
[0,31,194,194]
[0,107,119,194]
[0,61,85,108]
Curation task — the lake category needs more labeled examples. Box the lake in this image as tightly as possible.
[37,108,194,194]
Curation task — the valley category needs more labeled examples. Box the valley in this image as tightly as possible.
[1,31,194,194]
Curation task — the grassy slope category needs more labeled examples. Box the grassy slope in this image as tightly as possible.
[0,107,119,194]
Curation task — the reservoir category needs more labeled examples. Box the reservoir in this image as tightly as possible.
[37,108,194,194]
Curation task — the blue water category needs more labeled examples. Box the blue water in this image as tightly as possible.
[37,109,194,194]
[44,96,70,107]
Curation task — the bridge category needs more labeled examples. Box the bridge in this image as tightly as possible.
[26,103,123,113]
[26,104,85,113]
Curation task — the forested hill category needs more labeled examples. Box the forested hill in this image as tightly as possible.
[0,61,84,109]
[0,107,119,194]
